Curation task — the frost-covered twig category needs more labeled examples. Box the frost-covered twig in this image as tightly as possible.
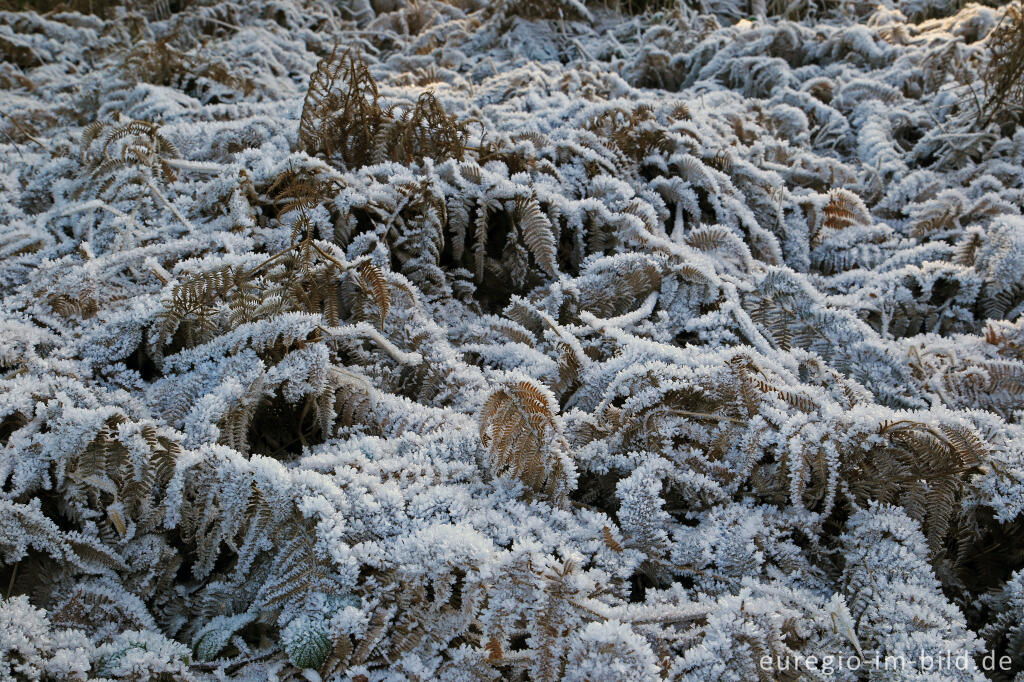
[319,323,423,365]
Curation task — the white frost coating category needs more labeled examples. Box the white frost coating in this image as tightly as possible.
[0,0,1023,679]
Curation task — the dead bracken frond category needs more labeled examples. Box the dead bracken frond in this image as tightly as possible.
[122,36,253,101]
[977,4,1024,133]
[299,47,472,169]
[478,377,571,497]
[374,91,473,165]
[357,260,391,327]
[818,188,869,236]
[515,196,558,277]
[299,46,385,169]
[78,117,179,197]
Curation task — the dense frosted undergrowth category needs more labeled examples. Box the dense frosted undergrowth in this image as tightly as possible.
[1,0,1024,679]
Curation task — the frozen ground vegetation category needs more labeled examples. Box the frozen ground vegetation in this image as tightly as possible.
[1,0,1024,679]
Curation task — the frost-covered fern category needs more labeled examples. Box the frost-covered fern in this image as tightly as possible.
[1,0,1024,680]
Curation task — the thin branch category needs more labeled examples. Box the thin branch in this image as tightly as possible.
[5,561,17,598]
[579,291,659,331]
[0,110,48,150]
[663,408,746,425]
[163,158,230,174]
[60,200,144,232]
[319,323,423,365]
[146,178,195,232]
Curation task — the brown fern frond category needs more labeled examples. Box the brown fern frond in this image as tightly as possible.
[822,190,856,230]
[685,225,750,271]
[320,635,355,678]
[685,225,735,253]
[515,196,558,277]
[936,423,987,470]
[490,318,537,347]
[504,299,545,337]
[484,636,503,662]
[622,261,662,297]
[102,120,179,175]
[814,188,869,246]
[705,150,732,172]
[357,261,391,327]
[911,210,956,238]
[80,120,105,155]
[122,37,187,88]
[351,608,391,666]
[299,46,382,168]
[621,198,660,235]
[753,377,817,413]
[556,341,584,389]
[154,265,246,353]
[579,257,661,318]
[985,320,1024,359]
[602,526,623,552]
[728,355,762,418]
[670,102,691,120]
[390,91,470,164]
[272,170,340,219]
[318,366,374,434]
[299,48,471,169]
[300,45,346,155]
[47,292,98,319]
[924,476,959,554]
[459,162,483,185]
[77,117,181,198]
[478,378,567,494]
[473,198,491,283]
[217,377,265,455]
[977,4,1024,131]
[502,0,591,21]
[879,420,972,472]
